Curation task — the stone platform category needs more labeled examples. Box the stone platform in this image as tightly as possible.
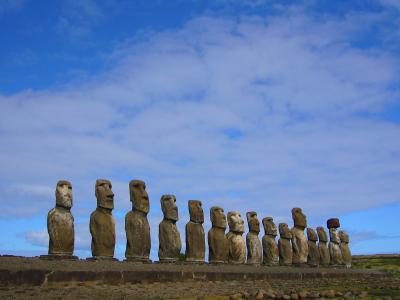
[0,255,389,286]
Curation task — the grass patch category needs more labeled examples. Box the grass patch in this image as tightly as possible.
[352,257,400,274]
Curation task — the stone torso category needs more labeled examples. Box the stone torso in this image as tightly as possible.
[226,232,246,264]
[329,242,343,265]
[47,207,74,255]
[307,240,320,267]
[208,227,229,263]
[278,238,292,266]
[246,232,262,265]
[125,210,151,260]
[318,242,330,266]
[340,243,352,268]
[158,219,181,261]
[262,235,278,266]
[90,209,115,257]
[185,221,205,262]
[329,229,343,266]
[291,227,308,264]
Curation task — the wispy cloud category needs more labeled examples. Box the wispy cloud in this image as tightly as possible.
[0,6,399,231]
[378,0,400,10]
[56,0,111,40]
[350,230,400,243]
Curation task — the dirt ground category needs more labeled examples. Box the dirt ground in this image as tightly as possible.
[0,255,399,299]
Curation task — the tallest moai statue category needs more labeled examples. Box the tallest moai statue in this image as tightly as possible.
[46,180,75,258]
[291,207,308,265]
[125,180,151,263]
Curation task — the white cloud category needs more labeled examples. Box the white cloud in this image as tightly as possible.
[24,230,47,247]
[378,0,400,10]
[0,7,399,231]
[349,230,400,243]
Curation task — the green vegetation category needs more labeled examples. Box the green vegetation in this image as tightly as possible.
[352,257,400,278]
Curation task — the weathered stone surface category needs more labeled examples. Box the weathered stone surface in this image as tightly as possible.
[227,211,246,264]
[47,180,74,256]
[89,179,115,258]
[339,231,352,268]
[278,223,293,266]
[0,256,394,294]
[158,195,181,262]
[208,206,229,264]
[262,217,278,266]
[246,212,262,265]
[329,227,343,266]
[185,200,205,263]
[307,228,320,267]
[125,180,151,262]
[317,226,330,266]
[327,218,340,229]
[291,208,308,265]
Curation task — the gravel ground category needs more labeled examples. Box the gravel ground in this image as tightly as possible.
[0,256,399,299]
[0,276,399,299]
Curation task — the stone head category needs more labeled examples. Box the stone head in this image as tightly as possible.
[246,211,260,234]
[210,206,227,229]
[228,211,245,234]
[317,226,328,242]
[55,180,73,209]
[279,223,292,239]
[329,228,340,243]
[95,179,114,210]
[129,179,149,214]
[188,200,204,224]
[161,194,178,222]
[307,228,318,242]
[327,218,340,229]
[291,207,307,229]
[262,217,277,236]
[339,230,349,244]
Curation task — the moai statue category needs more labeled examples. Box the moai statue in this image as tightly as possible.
[125,180,151,262]
[291,207,308,266]
[307,228,320,267]
[208,206,229,264]
[317,226,330,266]
[246,212,262,265]
[278,223,293,266]
[46,180,75,258]
[226,211,246,264]
[339,230,352,268]
[262,217,279,266]
[89,179,116,259]
[158,195,181,262]
[327,218,343,266]
[185,200,205,263]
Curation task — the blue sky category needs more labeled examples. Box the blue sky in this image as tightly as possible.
[0,0,399,260]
